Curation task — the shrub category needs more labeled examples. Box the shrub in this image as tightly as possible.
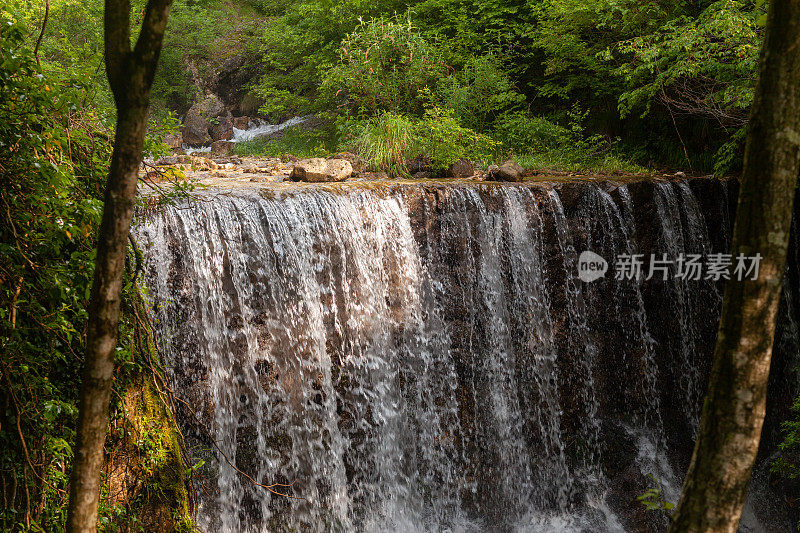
[321,16,450,116]
[144,112,180,160]
[494,109,643,173]
[436,53,526,132]
[416,107,501,169]
[493,112,572,154]
[349,108,501,175]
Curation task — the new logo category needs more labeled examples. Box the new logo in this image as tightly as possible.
[578,251,608,282]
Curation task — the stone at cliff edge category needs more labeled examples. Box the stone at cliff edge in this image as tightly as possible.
[495,160,524,182]
[290,158,353,182]
[450,159,474,179]
[328,152,364,173]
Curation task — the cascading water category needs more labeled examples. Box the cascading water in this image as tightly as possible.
[231,116,308,142]
[136,178,799,532]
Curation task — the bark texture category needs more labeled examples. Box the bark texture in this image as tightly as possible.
[67,1,172,531]
[668,1,800,532]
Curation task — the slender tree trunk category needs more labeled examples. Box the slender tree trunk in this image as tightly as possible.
[668,1,800,532]
[67,1,171,531]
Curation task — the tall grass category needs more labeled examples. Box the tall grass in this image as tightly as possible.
[351,112,417,176]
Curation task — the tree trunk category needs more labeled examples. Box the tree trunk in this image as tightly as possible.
[668,1,800,532]
[67,1,171,531]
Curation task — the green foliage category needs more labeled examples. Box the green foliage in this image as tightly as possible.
[436,53,526,131]
[144,112,180,160]
[350,112,416,175]
[251,0,409,118]
[322,16,449,116]
[637,474,676,513]
[410,0,536,70]
[1,15,107,530]
[614,0,762,121]
[415,107,501,169]
[349,108,500,174]
[0,12,193,531]
[232,125,340,158]
[493,112,573,154]
[773,396,800,482]
[493,107,641,174]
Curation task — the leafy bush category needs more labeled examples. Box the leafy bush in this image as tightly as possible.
[613,0,762,122]
[493,112,573,154]
[144,112,180,159]
[1,16,108,529]
[0,14,193,530]
[493,108,642,174]
[416,107,501,169]
[436,53,525,131]
[250,0,412,117]
[321,16,450,116]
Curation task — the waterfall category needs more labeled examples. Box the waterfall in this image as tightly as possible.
[136,179,798,532]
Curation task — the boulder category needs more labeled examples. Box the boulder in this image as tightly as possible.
[450,159,473,179]
[233,116,250,130]
[328,152,365,173]
[163,133,183,149]
[181,94,232,146]
[495,160,524,182]
[406,155,432,174]
[210,115,234,141]
[211,140,234,157]
[290,158,353,182]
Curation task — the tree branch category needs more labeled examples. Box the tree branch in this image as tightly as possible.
[103,0,132,97]
[33,0,49,67]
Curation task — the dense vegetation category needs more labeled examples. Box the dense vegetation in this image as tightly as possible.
[9,0,767,174]
[0,0,796,530]
[232,0,764,173]
[0,8,191,531]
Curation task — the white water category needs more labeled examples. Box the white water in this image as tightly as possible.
[136,180,795,532]
[231,116,307,142]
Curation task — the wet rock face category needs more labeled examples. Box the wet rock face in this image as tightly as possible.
[232,116,250,130]
[137,177,799,532]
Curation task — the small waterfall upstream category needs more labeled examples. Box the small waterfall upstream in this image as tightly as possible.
[136,178,799,532]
